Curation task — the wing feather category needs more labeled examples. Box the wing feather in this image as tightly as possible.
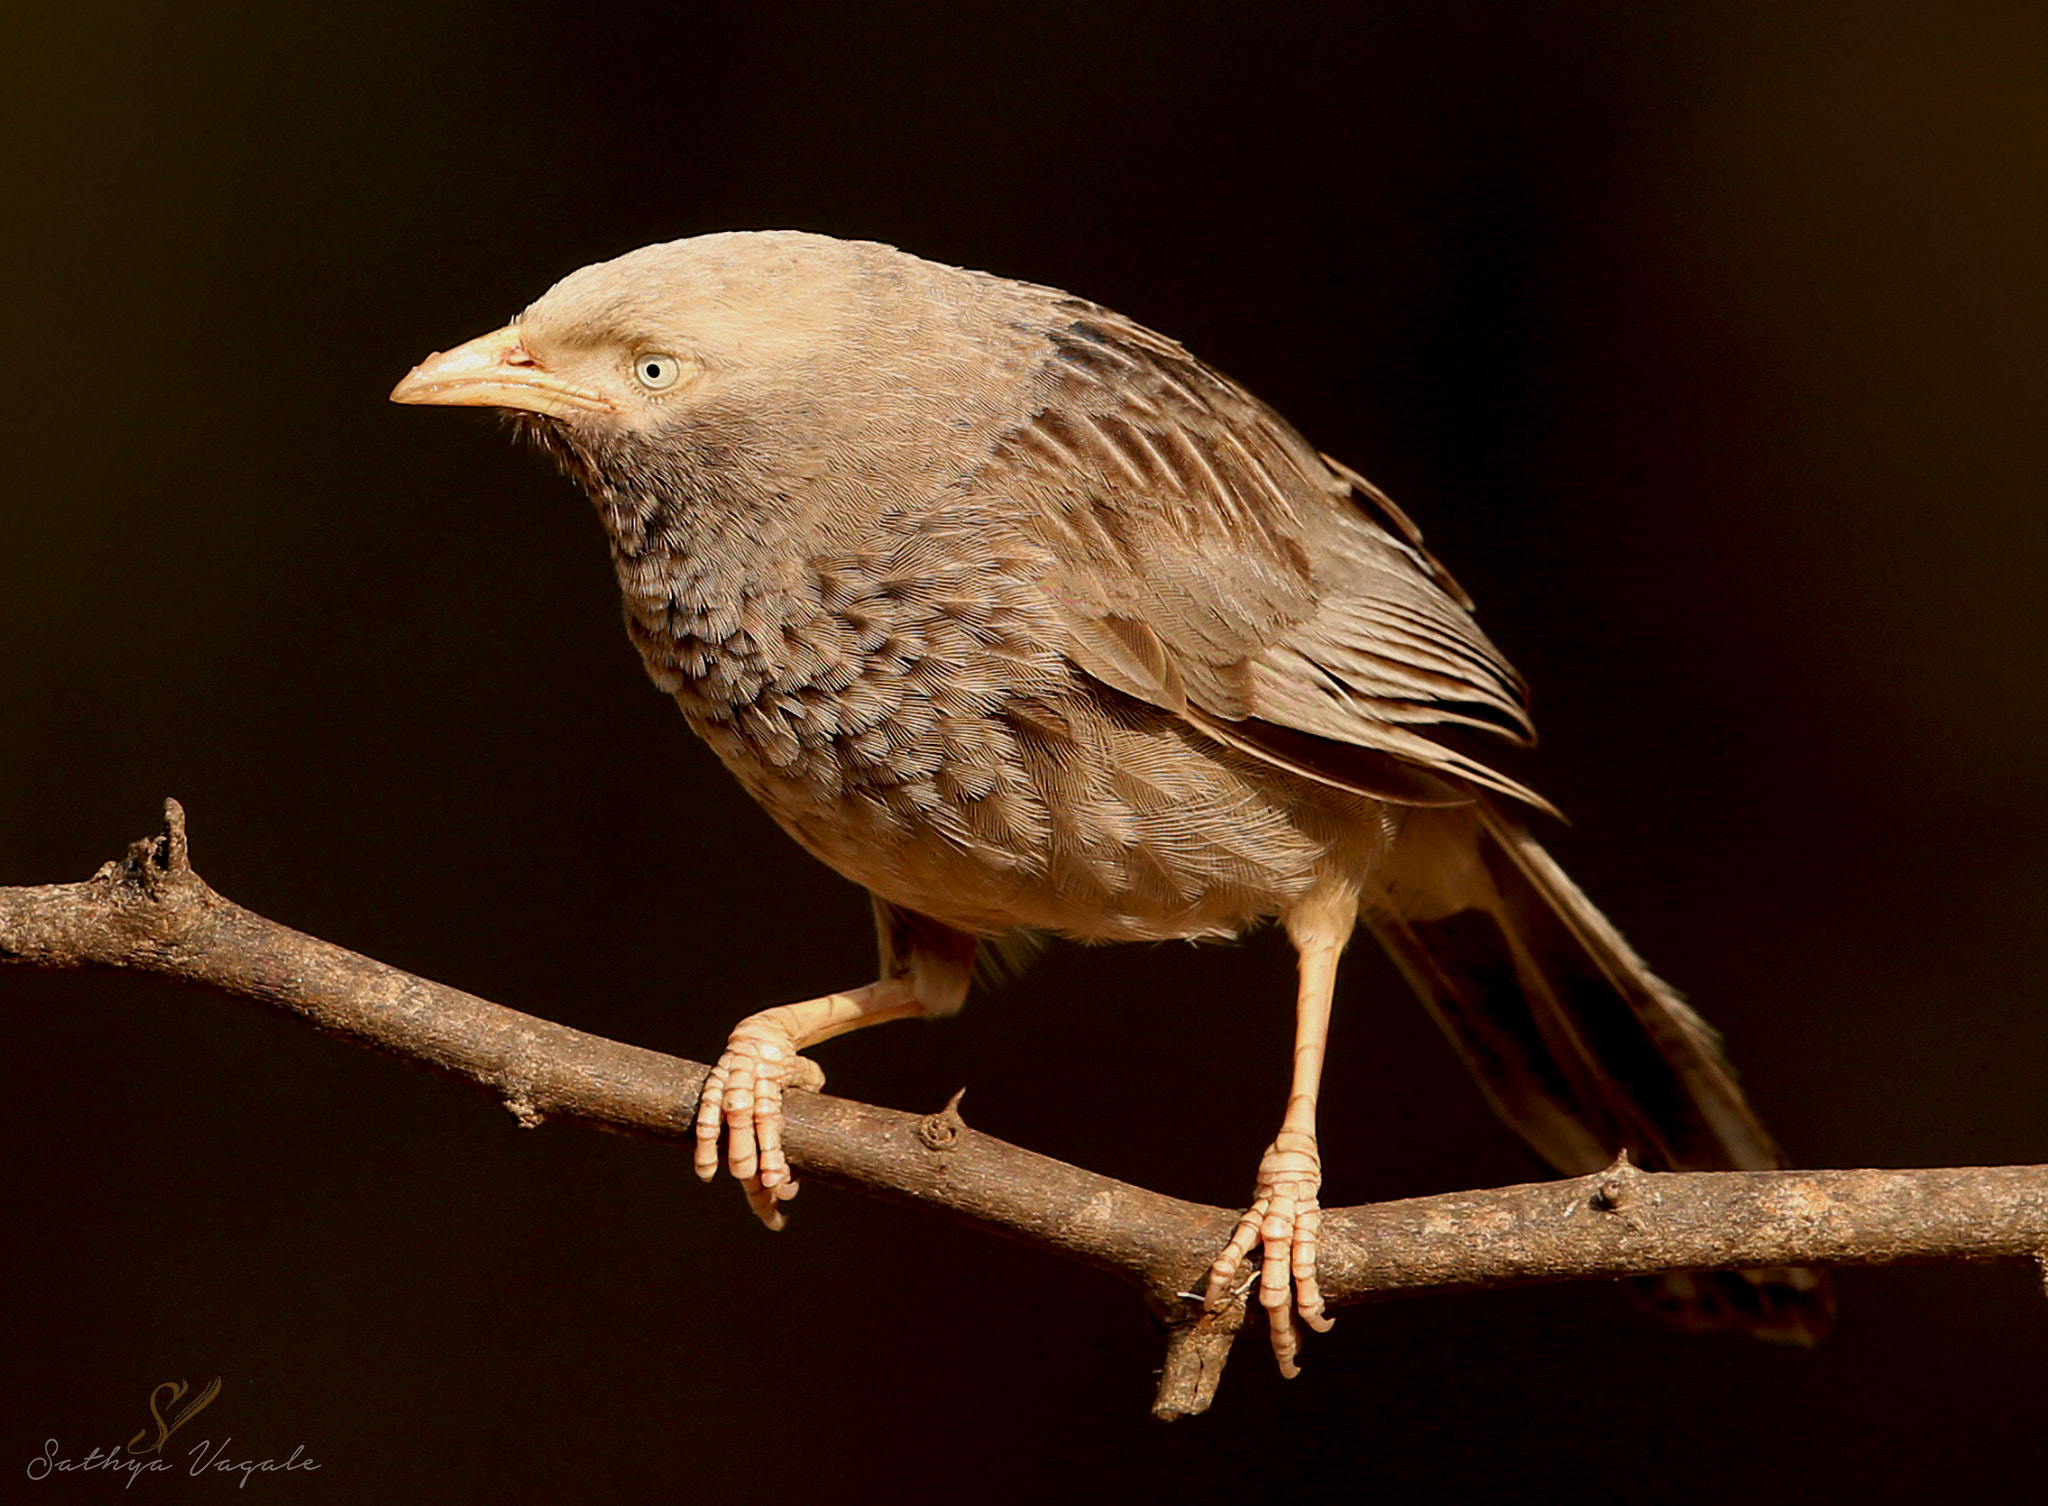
[969,297,1541,807]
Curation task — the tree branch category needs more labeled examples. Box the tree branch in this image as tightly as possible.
[7,802,2046,1419]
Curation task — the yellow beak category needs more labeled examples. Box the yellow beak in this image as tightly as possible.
[389,325,614,418]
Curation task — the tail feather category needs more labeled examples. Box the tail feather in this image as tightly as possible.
[1366,801,1834,1344]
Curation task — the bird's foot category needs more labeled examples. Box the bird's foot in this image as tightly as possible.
[1202,1130,1332,1378]
[694,1009,828,1230]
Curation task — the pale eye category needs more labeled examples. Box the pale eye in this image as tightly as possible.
[632,352,685,391]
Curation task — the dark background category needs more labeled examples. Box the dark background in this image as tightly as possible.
[6,2,2046,1501]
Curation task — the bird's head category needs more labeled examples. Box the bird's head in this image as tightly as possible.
[392,231,1049,540]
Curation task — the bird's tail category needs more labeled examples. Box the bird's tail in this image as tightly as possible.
[1364,800,1833,1343]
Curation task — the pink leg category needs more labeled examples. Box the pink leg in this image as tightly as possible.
[1204,882,1357,1377]
[695,976,923,1228]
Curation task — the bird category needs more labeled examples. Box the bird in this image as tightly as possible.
[391,230,1829,1375]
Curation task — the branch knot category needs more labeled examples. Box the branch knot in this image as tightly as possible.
[102,798,194,901]
[918,1088,969,1150]
[1590,1150,1641,1214]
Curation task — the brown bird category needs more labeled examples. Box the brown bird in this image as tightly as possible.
[392,231,1828,1374]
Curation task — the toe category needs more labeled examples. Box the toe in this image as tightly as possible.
[1294,1206,1333,1333]
[1260,1192,1304,1376]
[721,1055,761,1181]
[754,1080,789,1189]
[692,1065,729,1182]
[1259,1192,1298,1314]
[1269,1307,1302,1379]
[1203,1199,1267,1309]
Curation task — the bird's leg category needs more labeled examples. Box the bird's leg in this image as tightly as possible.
[695,977,925,1229]
[1204,882,1357,1377]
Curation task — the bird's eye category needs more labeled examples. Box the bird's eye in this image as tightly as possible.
[633,353,685,392]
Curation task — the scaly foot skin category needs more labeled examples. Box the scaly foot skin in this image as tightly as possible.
[694,1011,828,1230]
[1202,1130,1333,1378]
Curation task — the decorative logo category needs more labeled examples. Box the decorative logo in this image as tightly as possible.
[126,1376,223,1456]
[24,1375,319,1488]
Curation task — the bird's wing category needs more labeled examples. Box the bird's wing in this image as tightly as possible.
[969,299,1545,809]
